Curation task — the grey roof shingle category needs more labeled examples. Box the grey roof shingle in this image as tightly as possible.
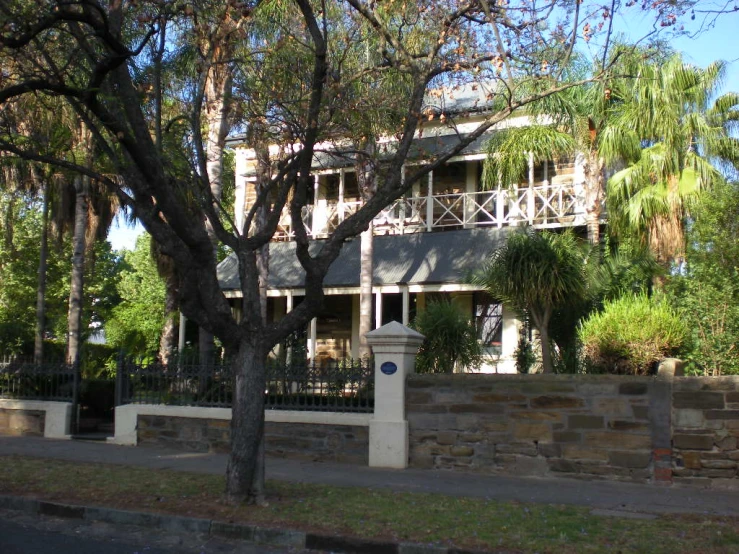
[218,227,509,292]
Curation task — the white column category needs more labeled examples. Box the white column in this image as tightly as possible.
[412,173,421,221]
[527,151,535,225]
[401,285,410,326]
[464,161,477,228]
[338,169,345,222]
[178,313,186,352]
[286,291,294,313]
[365,322,425,468]
[500,304,522,374]
[234,180,246,235]
[496,182,505,228]
[312,174,327,236]
[398,165,406,233]
[425,170,434,232]
[375,290,383,329]
[309,317,317,361]
[286,292,294,363]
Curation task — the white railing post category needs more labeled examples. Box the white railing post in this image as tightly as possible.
[338,169,345,223]
[426,171,434,232]
[399,166,406,233]
[496,187,505,228]
[365,321,425,468]
[527,152,535,225]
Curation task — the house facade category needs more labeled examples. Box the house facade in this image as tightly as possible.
[219,88,592,373]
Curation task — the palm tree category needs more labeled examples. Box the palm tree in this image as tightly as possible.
[473,229,588,374]
[482,60,625,246]
[605,55,739,265]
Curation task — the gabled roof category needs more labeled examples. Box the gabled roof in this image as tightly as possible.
[218,227,509,292]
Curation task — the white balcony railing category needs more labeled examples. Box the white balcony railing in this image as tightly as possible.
[272,182,589,240]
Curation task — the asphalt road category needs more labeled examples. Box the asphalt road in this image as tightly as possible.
[0,511,306,554]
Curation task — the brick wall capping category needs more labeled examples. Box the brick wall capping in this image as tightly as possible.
[407,373,658,386]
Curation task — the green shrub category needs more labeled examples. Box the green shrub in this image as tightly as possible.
[514,335,536,374]
[578,294,687,375]
[412,299,483,374]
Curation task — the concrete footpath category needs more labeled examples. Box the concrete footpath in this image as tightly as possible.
[1,435,737,517]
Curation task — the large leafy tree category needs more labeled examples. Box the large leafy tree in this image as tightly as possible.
[666,181,739,375]
[0,0,688,503]
[106,235,167,356]
[0,188,120,355]
[473,229,588,374]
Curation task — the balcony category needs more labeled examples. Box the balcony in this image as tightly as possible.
[274,180,590,240]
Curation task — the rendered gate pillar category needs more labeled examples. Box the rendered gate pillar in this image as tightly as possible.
[365,321,424,468]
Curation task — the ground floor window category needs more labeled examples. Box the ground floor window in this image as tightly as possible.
[474,292,503,354]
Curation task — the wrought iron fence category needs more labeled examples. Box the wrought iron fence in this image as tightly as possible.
[0,356,77,401]
[117,357,374,413]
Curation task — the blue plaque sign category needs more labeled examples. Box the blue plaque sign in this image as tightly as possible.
[380,361,398,375]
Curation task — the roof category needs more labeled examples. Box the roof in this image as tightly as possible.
[422,81,498,116]
[218,227,510,292]
[225,81,498,151]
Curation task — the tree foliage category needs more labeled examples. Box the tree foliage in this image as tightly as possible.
[579,294,688,375]
[606,55,739,264]
[665,181,739,375]
[473,229,588,374]
[412,299,482,374]
[0,188,120,355]
[105,235,167,357]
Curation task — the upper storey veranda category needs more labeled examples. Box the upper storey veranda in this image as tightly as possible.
[229,85,594,241]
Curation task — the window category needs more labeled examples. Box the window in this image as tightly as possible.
[474,293,502,353]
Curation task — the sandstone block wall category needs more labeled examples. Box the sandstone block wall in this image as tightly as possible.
[137,415,368,464]
[671,377,739,486]
[0,408,45,436]
[407,375,668,484]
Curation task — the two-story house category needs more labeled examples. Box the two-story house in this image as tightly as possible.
[218,85,591,372]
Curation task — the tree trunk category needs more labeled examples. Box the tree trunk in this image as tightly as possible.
[158,271,179,365]
[583,154,604,246]
[199,60,233,368]
[67,175,89,365]
[33,172,49,364]
[356,140,377,358]
[538,324,553,374]
[586,212,600,246]
[531,310,553,374]
[358,224,374,358]
[226,336,267,504]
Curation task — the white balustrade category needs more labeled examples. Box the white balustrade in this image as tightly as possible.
[271,182,588,239]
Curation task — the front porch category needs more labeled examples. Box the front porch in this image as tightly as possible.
[262,288,521,374]
[217,227,524,373]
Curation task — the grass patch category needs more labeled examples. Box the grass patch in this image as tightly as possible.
[1,455,737,553]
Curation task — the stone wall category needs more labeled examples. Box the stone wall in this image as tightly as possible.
[407,374,671,484]
[671,377,739,486]
[137,415,368,464]
[0,408,45,436]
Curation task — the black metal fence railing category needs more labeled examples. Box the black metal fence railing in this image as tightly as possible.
[0,357,77,401]
[265,358,374,413]
[116,359,233,408]
[117,357,374,413]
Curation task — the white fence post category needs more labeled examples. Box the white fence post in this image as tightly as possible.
[365,321,424,468]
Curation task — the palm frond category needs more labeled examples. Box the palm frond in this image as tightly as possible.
[482,126,575,189]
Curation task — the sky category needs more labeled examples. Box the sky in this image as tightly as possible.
[107,10,739,252]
